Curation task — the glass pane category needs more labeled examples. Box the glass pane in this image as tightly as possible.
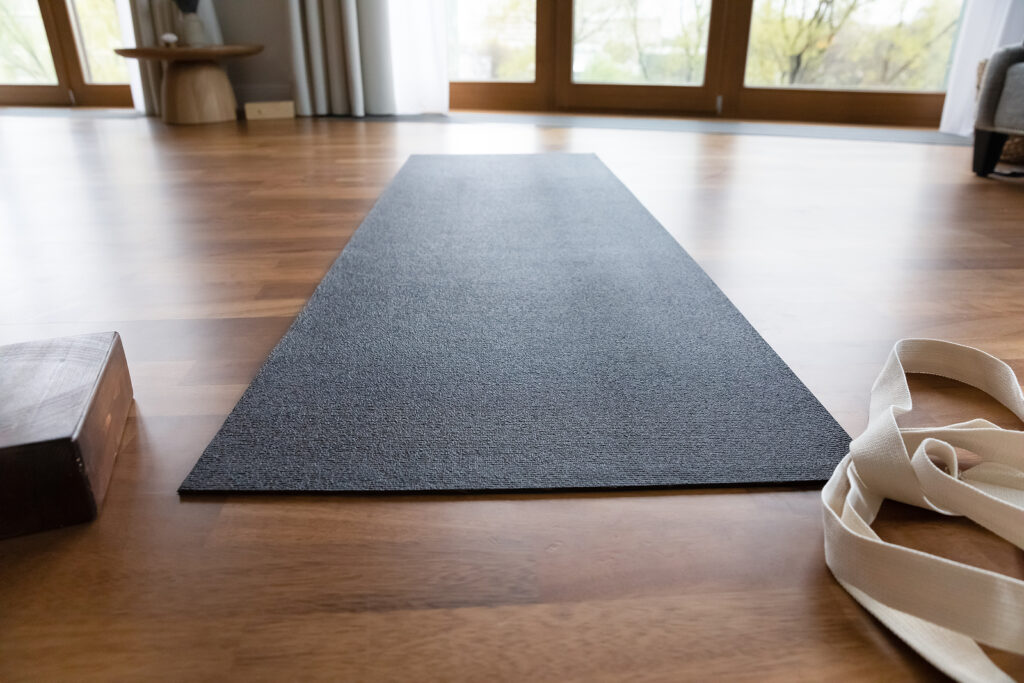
[447,0,536,82]
[0,0,59,85]
[745,0,965,92]
[67,0,129,84]
[572,0,712,86]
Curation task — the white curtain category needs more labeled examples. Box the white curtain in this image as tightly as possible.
[939,0,1024,136]
[125,0,224,115]
[288,0,448,117]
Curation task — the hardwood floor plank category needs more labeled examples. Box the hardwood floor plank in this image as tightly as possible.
[0,112,1022,680]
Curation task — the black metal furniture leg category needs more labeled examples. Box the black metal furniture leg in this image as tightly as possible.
[973,129,1008,177]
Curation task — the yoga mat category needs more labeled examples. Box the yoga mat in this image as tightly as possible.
[181,154,848,493]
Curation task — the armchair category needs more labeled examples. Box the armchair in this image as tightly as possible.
[974,41,1024,176]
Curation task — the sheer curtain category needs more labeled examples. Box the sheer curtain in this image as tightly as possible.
[288,0,448,117]
[939,0,1024,136]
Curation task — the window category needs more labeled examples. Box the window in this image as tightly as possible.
[572,0,712,87]
[0,0,60,85]
[67,0,130,85]
[0,0,132,106]
[745,0,964,92]
[447,0,537,82]
[446,0,967,125]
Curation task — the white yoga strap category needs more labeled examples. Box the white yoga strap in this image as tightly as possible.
[823,339,1024,682]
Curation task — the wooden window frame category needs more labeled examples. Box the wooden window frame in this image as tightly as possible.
[715,0,946,127]
[551,0,729,116]
[449,0,558,111]
[0,0,132,107]
[449,0,951,127]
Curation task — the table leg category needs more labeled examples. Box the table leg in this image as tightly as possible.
[161,60,238,125]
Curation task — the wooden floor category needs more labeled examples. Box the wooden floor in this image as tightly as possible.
[1,112,1022,681]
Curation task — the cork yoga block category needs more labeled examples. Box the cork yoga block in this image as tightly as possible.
[0,332,133,539]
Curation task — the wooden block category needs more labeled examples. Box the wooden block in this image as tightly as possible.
[244,100,296,120]
[0,332,133,539]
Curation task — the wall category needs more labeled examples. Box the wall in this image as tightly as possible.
[213,0,293,104]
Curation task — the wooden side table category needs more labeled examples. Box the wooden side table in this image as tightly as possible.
[115,44,263,125]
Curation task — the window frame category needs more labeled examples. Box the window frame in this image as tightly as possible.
[449,0,558,111]
[448,0,956,127]
[552,0,728,116]
[0,0,132,107]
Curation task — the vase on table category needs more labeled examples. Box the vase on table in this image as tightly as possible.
[178,12,208,47]
[170,0,208,47]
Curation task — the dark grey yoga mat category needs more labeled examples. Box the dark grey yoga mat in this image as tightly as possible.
[180,154,849,493]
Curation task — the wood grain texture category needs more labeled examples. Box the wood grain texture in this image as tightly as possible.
[115,45,264,61]
[117,46,262,125]
[159,60,238,125]
[0,332,133,538]
[0,112,1022,680]
[244,101,296,121]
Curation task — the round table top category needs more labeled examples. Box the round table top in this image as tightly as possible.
[115,44,263,61]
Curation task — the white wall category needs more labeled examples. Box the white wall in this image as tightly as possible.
[214,0,294,104]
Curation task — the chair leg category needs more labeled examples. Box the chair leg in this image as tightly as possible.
[973,129,1008,177]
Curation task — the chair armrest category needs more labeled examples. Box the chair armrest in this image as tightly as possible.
[977,43,1024,131]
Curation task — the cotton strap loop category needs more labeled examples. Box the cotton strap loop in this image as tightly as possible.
[823,339,1024,682]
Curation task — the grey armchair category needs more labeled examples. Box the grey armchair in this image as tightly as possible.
[975,41,1024,176]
